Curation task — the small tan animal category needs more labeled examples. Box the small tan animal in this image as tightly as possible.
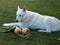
[14,27,22,35]
[22,28,30,35]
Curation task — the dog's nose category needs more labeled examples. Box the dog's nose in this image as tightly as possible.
[16,20,18,22]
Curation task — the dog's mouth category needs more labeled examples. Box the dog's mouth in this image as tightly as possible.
[16,20,19,22]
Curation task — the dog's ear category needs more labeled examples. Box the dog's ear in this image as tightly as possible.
[23,5,26,12]
[17,5,20,10]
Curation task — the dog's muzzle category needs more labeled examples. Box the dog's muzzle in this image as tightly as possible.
[16,20,18,22]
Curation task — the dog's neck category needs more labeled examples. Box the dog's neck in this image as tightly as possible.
[20,11,35,23]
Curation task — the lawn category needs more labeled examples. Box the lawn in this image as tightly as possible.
[0,0,60,45]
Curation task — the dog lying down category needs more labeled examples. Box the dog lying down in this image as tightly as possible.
[3,5,60,33]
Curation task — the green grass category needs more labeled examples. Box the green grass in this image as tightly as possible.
[0,0,60,45]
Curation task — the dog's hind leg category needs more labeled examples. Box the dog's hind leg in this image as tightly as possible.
[38,28,52,33]
[38,18,52,33]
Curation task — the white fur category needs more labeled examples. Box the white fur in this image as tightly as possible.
[3,6,60,33]
[3,23,20,26]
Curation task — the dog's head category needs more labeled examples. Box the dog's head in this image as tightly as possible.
[16,5,26,22]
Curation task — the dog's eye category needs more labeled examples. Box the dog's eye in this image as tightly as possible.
[19,15,21,17]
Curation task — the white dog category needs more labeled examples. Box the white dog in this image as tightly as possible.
[3,6,60,33]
